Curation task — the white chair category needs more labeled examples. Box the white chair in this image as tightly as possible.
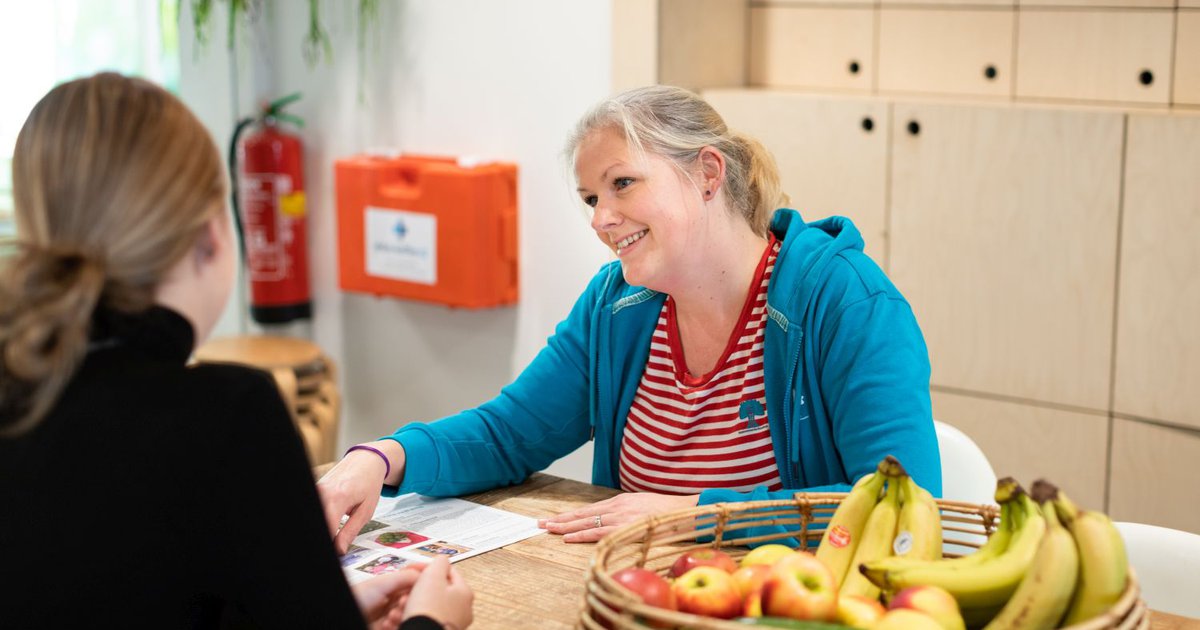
[933,419,999,556]
[933,419,998,506]
[1113,521,1200,618]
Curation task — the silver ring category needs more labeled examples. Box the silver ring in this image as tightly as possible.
[593,514,603,528]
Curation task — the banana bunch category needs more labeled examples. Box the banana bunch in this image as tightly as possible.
[861,479,1047,615]
[816,456,942,601]
[1054,486,1129,626]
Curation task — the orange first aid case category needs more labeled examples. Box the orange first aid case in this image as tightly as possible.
[334,154,518,308]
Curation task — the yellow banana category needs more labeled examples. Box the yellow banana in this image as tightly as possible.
[1055,491,1129,626]
[840,476,901,600]
[893,474,943,562]
[984,482,1079,630]
[816,470,887,586]
[863,478,1019,575]
[861,491,1046,610]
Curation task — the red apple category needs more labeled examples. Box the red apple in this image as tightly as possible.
[759,551,838,621]
[836,594,886,629]
[739,543,797,568]
[888,585,966,630]
[873,609,944,630]
[731,564,773,600]
[672,566,744,619]
[669,548,738,578]
[610,568,676,628]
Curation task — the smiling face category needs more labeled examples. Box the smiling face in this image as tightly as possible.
[574,127,709,292]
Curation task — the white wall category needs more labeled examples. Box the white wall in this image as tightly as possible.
[181,0,615,482]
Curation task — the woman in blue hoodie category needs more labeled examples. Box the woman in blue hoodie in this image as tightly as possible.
[320,86,940,550]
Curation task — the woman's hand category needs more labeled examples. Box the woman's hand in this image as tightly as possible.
[403,556,474,630]
[350,567,424,629]
[318,440,406,554]
[538,492,700,543]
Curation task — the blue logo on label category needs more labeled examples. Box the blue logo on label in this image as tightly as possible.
[394,220,407,239]
[739,399,765,430]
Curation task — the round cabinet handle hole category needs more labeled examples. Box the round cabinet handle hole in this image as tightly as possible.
[984,65,997,80]
[861,117,874,132]
[907,120,920,136]
[849,60,861,75]
[1139,70,1154,86]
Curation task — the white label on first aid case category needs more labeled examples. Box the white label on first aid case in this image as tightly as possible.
[365,207,437,285]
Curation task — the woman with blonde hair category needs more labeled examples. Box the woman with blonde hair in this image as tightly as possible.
[0,73,471,630]
[320,85,941,549]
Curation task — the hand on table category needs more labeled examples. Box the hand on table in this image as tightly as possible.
[318,440,405,554]
[538,492,700,543]
[402,556,474,630]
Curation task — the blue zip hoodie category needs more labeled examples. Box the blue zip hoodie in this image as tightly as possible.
[384,209,941,535]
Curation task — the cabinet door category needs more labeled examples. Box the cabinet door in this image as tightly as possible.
[1176,10,1200,107]
[703,89,889,265]
[749,6,874,92]
[878,9,1014,98]
[1109,419,1200,533]
[1015,10,1173,105]
[889,103,1122,410]
[932,391,1108,511]
[1114,115,1200,430]
[658,0,748,90]
[1019,0,1171,8]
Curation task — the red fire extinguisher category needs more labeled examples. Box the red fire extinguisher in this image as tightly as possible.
[229,93,311,324]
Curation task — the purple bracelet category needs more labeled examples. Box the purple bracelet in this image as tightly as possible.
[345,445,391,480]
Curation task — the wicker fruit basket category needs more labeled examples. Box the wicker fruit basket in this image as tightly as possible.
[581,493,1145,630]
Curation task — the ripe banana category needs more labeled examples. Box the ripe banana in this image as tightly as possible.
[840,476,901,600]
[893,474,943,562]
[816,470,887,586]
[983,482,1079,630]
[861,490,1046,610]
[1055,491,1129,626]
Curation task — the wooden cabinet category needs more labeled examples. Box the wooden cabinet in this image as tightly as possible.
[1114,114,1200,431]
[888,103,1122,409]
[703,89,890,265]
[1175,11,1200,107]
[1015,10,1174,105]
[611,0,748,93]
[878,9,1014,97]
[1109,419,1200,533]
[749,6,874,92]
[1019,0,1171,8]
[932,391,1108,510]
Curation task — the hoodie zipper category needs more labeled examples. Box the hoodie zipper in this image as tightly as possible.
[782,330,804,488]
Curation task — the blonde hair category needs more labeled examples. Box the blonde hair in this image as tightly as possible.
[0,73,226,436]
[566,85,787,236]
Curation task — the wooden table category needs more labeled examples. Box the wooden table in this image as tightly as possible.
[408,473,1198,629]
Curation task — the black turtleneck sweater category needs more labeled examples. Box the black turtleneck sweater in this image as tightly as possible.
[0,307,393,628]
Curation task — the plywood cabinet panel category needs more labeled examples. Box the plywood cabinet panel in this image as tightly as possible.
[889,103,1122,409]
[749,6,874,92]
[1019,0,1172,8]
[1175,11,1200,107]
[1109,419,1200,534]
[878,9,1014,98]
[931,391,1108,511]
[704,89,889,264]
[1114,114,1200,430]
[611,0,659,94]
[658,0,748,90]
[1015,10,1173,105]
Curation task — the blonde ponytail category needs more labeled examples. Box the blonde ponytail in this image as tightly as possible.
[566,85,788,236]
[0,72,225,436]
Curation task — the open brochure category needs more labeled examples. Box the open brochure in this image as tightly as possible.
[340,492,545,584]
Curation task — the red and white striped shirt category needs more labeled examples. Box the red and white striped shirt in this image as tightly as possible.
[619,238,783,495]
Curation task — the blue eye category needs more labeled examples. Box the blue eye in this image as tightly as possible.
[614,177,634,189]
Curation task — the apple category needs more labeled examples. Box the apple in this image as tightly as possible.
[836,594,886,629]
[872,609,944,630]
[759,551,838,621]
[888,586,966,630]
[731,564,773,600]
[610,568,676,628]
[739,543,797,568]
[743,589,764,617]
[672,566,744,619]
[669,548,738,578]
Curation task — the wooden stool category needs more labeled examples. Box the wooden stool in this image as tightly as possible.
[194,336,341,466]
